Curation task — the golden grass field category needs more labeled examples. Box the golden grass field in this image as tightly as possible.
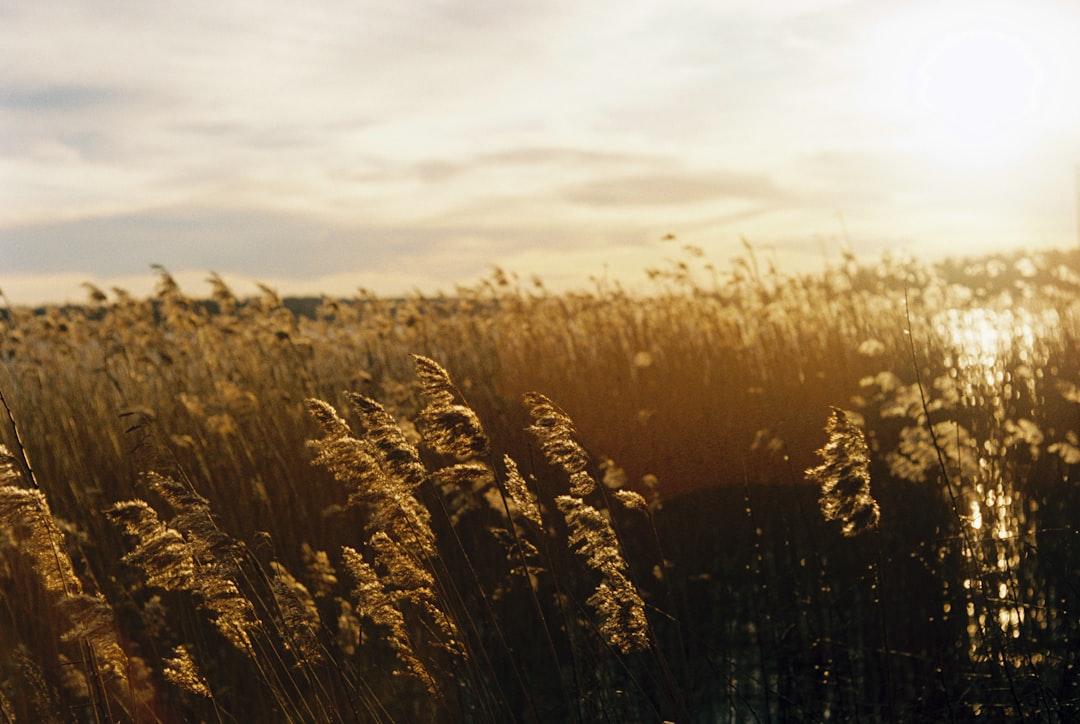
[1,244,1078,722]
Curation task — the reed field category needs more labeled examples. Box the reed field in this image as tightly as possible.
[0,244,1078,722]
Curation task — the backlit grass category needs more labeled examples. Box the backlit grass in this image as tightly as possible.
[1,245,1078,722]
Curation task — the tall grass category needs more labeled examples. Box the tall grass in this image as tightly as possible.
[0,245,1078,721]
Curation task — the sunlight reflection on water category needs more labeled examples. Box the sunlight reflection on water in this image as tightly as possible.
[932,304,1060,659]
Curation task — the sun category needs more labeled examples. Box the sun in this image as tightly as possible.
[916,29,1039,148]
[862,3,1080,167]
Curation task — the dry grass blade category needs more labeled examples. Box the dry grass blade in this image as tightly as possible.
[0,394,39,489]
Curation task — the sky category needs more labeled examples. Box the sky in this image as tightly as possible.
[2,0,1080,305]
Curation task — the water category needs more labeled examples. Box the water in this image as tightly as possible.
[934,304,1061,674]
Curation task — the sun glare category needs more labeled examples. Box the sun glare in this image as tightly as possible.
[862,3,1080,167]
[917,29,1039,147]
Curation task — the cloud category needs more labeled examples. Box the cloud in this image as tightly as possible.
[0,0,1075,306]
[563,171,791,207]
[0,83,123,112]
[391,147,670,188]
[0,207,440,278]
[0,81,141,164]
[791,150,930,206]
[407,147,666,181]
[477,147,660,168]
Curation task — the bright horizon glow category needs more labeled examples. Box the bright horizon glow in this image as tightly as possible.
[2,0,1080,306]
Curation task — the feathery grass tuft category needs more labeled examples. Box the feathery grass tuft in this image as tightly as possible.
[340,545,436,692]
[806,407,880,537]
[307,397,438,558]
[268,560,325,666]
[106,499,197,589]
[556,495,651,654]
[523,392,596,496]
[502,455,542,527]
[411,354,457,408]
[346,391,428,488]
[162,644,212,698]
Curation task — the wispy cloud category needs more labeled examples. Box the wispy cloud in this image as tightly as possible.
[0,83,123,112]
[0,207,444,277]
[563,171,790,207]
